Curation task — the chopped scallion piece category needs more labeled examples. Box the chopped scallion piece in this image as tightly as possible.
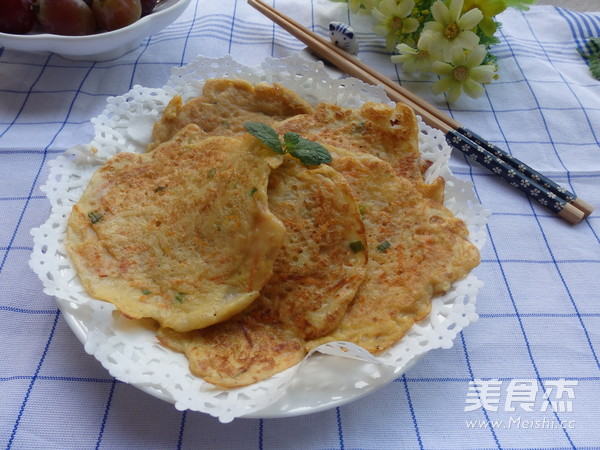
[377,240,391,253]
[88,211,103,224]
[349,240,365,253]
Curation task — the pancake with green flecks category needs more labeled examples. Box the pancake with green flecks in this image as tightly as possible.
[148,78,314,150]
[66,124,285,333]
[306,145,480,354]
[158,156,368,388]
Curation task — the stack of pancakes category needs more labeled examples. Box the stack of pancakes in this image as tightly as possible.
[66,79,480,388]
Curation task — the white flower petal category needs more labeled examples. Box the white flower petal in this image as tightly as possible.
[380,0,396,15]
[373,24,388,37]
[431,61,454,76]
[449,0,464,22]
[385,35,397,52]
[416,58,433,73]
[395,43,418,55]
[458,8,483,30]
[423,21,444,33]
[470,65,496,83]
[371,8,386,22]
[446,83,463,103]
[431,0,450,24]
[466,44,487,66]
[463,79,485,98]
[397,0,415,18]
[417,31,435,50]
[402,59,419,73]
[403,18,420,33]
[432,77,455,95]
[454,31,480,50]
[449,45,467,65]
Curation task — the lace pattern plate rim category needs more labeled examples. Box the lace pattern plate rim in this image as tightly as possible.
[29,54,489,423]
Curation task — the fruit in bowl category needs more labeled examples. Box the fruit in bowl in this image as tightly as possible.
[0,0,190,60]
[33,0,96,35]
[0,0,37,34]
[0,0,163,35]
[92,0,140,31]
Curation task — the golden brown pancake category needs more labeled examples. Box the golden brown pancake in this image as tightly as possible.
[264,157,368,340]
[158,156,368,387]
[66,124,286,332]
[69,76,481,388]
[149,78,314,150]
[307,146,480,354]
[276,101,419,180]
[276,101,446,202]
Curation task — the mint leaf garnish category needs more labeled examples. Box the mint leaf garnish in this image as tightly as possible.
[283,132,300,150]
[244,122,285,154]
[287,136,333,165]
[244,122,332,166]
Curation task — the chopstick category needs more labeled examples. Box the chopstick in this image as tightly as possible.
[247,0,594,224]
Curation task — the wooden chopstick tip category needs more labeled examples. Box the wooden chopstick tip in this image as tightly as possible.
[559,203,586,225]
[572,198,594,219]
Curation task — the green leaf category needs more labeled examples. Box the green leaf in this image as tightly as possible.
[505,0,535,11]
[589,55,600,81]
[579,38,600,81]
[287,136,333,165]
[245,122,333,166]
[244,122,284,154]
[283,132,301,150]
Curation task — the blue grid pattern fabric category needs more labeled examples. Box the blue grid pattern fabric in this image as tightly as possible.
[1,1,599,449]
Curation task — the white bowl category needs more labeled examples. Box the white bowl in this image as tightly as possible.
[0,0,192,61]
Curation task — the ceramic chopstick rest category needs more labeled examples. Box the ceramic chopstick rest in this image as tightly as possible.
[328,22,359,55]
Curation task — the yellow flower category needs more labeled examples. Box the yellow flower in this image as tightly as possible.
[431,44,496,102]
[372,0,420,52]
[423,0,483,59]
[391,32,437,74]
[462,0,507,36]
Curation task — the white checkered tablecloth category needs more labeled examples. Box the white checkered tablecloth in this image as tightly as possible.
[1,1,599,449]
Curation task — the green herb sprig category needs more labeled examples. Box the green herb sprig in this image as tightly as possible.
[579,37,600,81]
[244,122,332,166]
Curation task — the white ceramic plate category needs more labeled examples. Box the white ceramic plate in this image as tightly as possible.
[30,54,488,423]
[0,0,191,60]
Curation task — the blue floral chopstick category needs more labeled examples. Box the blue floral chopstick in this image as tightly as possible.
[456,127,593,219]
[446,130,585,224]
